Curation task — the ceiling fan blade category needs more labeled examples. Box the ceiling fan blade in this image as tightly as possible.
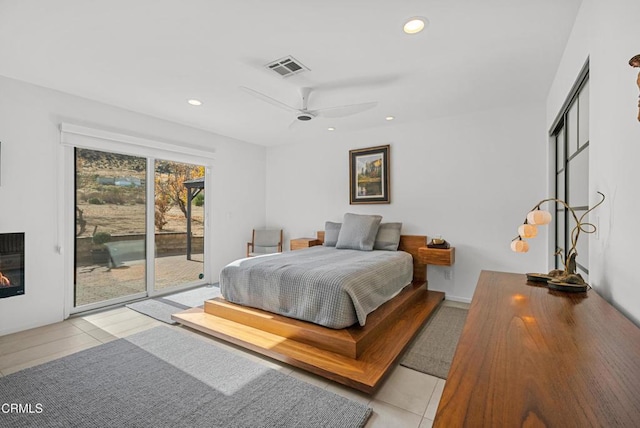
[314,101,378,118]
[288,119,302,130]
[239,86,299,113]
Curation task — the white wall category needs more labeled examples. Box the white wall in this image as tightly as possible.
[0,76,266,335]
[266,102,549,302]
[547,0,640,325]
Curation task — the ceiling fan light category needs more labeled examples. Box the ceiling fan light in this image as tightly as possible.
[403,17,428,34]
[297,113,314,121]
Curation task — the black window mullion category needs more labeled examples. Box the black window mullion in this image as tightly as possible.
[551,69,589,272]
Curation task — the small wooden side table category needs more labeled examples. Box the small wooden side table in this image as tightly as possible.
[418,247,455,266]
[290,238,322,251]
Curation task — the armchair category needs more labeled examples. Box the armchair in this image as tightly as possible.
[247,229,283,257]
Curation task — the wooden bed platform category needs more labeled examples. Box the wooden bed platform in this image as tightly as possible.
[172,233,444,394]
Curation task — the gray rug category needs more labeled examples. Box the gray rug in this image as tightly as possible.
[163,284,221,307]
[0,326,372,428]
[127,284,221,324]
[400,305,468,379]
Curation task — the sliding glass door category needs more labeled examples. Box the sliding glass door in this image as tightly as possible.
[73,148,207,310]
[74,148,147,306]
[154,160,206,291]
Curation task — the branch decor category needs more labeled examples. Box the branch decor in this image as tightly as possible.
[511,192,605,292]
[630,54,640,122]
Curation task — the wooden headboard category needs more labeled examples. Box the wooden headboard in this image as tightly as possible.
[316,231,427,285]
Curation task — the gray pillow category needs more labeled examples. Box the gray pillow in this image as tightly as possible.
[335,213,382,251]
[374,222,402,251]
[324,221,342,247]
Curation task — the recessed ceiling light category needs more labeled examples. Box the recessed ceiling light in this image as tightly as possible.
[403,17,428,34]
[187,99,203,106]
[327,127,335,131]
[385,116,395,121]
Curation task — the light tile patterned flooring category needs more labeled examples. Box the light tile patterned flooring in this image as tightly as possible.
[0,299,469,427]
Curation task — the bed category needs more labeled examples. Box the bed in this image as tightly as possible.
[173,226,444,393]
[220,246,413,329]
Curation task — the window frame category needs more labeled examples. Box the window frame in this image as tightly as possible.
[549,60,590,277]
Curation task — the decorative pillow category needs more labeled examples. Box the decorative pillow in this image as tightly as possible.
[374,222,402,251]
[324,221,342,247]
[335,213,383,251]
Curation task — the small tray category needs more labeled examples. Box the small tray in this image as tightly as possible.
[427,242,450,249]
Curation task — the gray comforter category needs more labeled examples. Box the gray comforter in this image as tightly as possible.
[220,246,413,329]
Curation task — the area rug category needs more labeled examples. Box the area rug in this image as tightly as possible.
[400,305,468,379]
[126,284,221,324]
[162,283,220,307]
[0,326,372,428]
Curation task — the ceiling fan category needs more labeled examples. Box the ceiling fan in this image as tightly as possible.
[239,86,377,127]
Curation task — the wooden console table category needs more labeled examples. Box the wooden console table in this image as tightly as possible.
[435,270,640,427]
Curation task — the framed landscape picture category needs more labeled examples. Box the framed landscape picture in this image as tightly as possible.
[349,144,390,204]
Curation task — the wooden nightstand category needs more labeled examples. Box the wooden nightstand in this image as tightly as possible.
[418,247,455,266]
[290,238,322,251]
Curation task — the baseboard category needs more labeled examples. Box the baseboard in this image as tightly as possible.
[444,295,472,304]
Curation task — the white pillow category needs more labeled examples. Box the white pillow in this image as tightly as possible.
[335,213,382,251]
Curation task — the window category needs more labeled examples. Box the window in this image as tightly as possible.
[550,63,589,280]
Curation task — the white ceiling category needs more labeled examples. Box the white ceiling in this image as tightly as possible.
[0,0,581,147]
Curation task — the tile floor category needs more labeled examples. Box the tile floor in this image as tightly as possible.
[0,299,469,427]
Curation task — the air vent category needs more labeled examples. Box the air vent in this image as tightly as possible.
[265,56,309,78]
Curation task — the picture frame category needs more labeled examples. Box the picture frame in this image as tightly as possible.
[349,144,390,204]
